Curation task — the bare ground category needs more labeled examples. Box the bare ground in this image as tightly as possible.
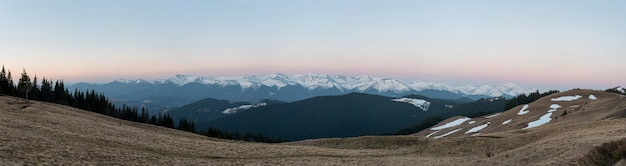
[1,92,625,165]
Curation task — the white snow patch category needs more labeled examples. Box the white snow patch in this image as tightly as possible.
[465,122,490,134]
[222,103,267,114]
[434,128,463,139]
[549,104,562,112]
[430,117,471,130]
[468,121,476,124]
[485,113,500,118]
[524,104,561,129]
[589,95,597,100]
[517,104,530,115]
[524,112,554,129]
[392,98,431,111]
[551,95,582,101]
[425,130,440,138]
[488,97,503,102]
[502,119,512,125]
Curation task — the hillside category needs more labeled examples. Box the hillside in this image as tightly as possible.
[292,89,626,165]
[2,90,626,165]
[414,89,626,138]
[200,93,506,141]
[203,93,428,141]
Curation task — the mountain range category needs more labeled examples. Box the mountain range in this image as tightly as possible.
[69,73,536,114]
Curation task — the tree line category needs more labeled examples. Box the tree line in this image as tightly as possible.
[0,65,281,143]
[503,90,560,111]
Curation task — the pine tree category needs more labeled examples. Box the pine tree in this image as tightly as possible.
[162,114,174,128]
[140,107,150,123]
[178,118,189,131]
[0,68,3,94]
[0,65,6,95]
[17,69,32,99]
[54,80,67,104]
[6,70,16,96]
[29,75,40,100]
[40,77,53,102]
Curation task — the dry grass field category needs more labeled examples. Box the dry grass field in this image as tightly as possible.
[1,89,625,165]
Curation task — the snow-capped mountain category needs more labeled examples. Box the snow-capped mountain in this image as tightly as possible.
[69,73,536,111]
[111,73,533,97]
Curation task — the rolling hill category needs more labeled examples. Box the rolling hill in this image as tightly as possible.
[2,89,626,165]
[414,89,626,138]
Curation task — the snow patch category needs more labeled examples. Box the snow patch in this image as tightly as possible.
[589,95,597,100]
[222,103,267,114]
[551,95,582,101]
[485,113,500,118]
[488,97,503,102]
[425,130,440,138]
[392,98,431,111]
[517,104,530,115]
[524,104,561,129]
[524,112,554,129]
[465,122,490,134]
[430,117,471,130]
[434,128,463,139]
[549,104,562,111]
[468,121,476,124]
[502,119,512,125]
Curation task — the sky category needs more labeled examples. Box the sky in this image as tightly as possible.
[1,0,625,90]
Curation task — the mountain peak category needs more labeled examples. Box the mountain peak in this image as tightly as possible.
[76,73,537,102]
[128,73,535,97]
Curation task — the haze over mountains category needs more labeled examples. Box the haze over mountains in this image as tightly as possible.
[70,73,536,114]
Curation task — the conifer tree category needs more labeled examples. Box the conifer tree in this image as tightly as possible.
[6,70,16,96]
[40,77,53,102]
[54,80,67,104]
[29,75,40,100]
[0,65,7,95]
[17,69,32,99]
[140,107,150,123]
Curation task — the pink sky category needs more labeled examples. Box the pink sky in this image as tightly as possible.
[1,1,624,90]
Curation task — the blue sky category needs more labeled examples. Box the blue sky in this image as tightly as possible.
[1,0,624,89]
